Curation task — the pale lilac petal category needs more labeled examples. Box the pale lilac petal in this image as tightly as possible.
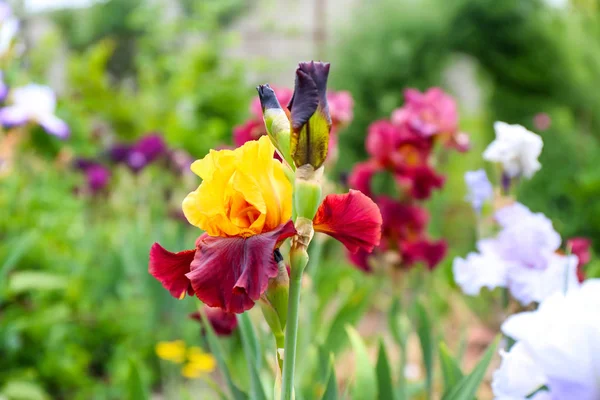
[452,251,508,295]
[38,113,69,139]
[492,342,547,399]
[507,254,579,305]
[501,280,600,399]
[0,105,28,126]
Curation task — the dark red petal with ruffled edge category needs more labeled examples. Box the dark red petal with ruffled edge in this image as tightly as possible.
[186,221,296,314]
[189,306,238,336]
[148,243,195,299]
[401,239,447,270]
[313,189,382,254]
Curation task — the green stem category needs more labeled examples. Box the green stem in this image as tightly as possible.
[281,263,304,400]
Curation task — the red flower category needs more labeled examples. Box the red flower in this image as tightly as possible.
[401,239,448,270]
[149,221,296,314]
[377,197,428,242]
[348,161,381,199]
[567,237,592,283]
[396,165,445,200]
[190,306,238,336]
[313,190,382,254]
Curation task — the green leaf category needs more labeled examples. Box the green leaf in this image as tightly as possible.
[324,284,374,354]
[8,271,68,294]
[376,339,396,400]
[346,326,378,400]
[238,313,268,400]
[201,310,247,400]
[321,357,339,400]
[127,358,148,400]
[442,337,500,400]
[439,342,464,396]
[414,302,434,399]
[1,380,49,400]
[0,232,38,279]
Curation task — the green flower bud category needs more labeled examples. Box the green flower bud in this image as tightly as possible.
[257,84,293,167]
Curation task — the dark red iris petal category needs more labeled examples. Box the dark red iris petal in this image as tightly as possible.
[148,243,195,299]
[189,306,238,336]
[401,239,447,270]
[347,248,373,272]
[186,221,296,314]
[313,189,382,254]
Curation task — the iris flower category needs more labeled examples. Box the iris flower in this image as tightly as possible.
[149,135,381,313]
[0,84,69,138]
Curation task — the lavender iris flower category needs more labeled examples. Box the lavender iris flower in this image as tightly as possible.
[464,169,493,212]
[0,84,69,138]
[493,280,600,399]
[453,202,579,305]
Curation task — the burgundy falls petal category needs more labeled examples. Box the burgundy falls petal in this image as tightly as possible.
[148,243,196,299]
[186,221,296,314]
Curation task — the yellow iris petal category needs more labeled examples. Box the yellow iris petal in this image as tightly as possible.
[182,136,292,237]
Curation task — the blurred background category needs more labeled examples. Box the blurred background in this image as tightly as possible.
[2,0,600,398]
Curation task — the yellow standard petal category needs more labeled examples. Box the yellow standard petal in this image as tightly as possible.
[182,136,293,237]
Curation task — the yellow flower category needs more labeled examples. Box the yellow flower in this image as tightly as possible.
[181,347,216,379]
[182,136,292,238]
[155,340,186,364]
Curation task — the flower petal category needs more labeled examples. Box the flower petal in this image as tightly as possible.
[313,189,382,254]
[189,306,238,336]
[0,105,28,127]
[148,243,195,299]
[401,239,447,270]
[186,221,296,313]
[38,113,70,139]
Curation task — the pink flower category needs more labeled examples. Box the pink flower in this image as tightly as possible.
[391,88,458,138]
[327,90,354,126]
[533,113,552,131]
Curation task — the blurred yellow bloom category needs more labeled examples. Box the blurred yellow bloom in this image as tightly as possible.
[181,347,216,379]
[182,136,292,238]
[155,340,186,364]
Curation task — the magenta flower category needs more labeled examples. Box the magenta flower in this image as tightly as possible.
[74,158,111,194]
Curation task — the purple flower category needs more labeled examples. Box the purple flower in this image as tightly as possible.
[108,134,167,172]
[74,158,110,194]
[85,164,111,193]
[0,84,69,138]
[453,203,579,305]
[464,169,493,212]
